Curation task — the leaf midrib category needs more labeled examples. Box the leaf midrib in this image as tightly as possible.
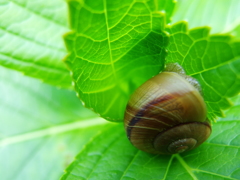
[0,117,108,147]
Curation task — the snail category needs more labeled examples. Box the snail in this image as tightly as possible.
[124,63,211,154]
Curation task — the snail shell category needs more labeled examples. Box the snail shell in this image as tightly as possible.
[124,66,211,154]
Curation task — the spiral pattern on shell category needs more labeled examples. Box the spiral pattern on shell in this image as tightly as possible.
[124,71,211,154]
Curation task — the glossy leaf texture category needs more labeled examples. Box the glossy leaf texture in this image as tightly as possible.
[61,95,240,180]
[0,0,72,88]
[0,66,108,180]
[64,0,175,121]
[165,22,240,120]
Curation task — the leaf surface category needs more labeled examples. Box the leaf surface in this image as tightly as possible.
[0,0,72,88]
[61,96,240,180]
[1,1,240,180]
[172,0,240,34]
[0,66,108,180]
[65,0,240,121]
[65,0,175,121]
[166,22,240,120]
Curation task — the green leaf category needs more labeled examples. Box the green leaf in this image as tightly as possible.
[2,65,239,180]
[0,66,108,180]
[1,0,240,180]
[172,0,240,34]
[231,24,240,38]
[64,0,175,121]
[0,0,72,88]
[61,99,240,180]
[166,22,240,120]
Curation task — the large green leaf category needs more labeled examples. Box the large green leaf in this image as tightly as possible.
[0,66,108,180]
[2,64,240,179]
[0,0,72,88]
[65,0,240,122]
[61,95,240,180]
[64,0,175,121]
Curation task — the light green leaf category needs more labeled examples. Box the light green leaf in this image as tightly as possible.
[0,66,108,180]
[172,0,240,34]
[64,0,175,121]
[165,22,240,120]
[0,0,72,88]
[61,100,240,180]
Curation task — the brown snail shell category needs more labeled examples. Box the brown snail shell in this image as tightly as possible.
[124,67,211,154]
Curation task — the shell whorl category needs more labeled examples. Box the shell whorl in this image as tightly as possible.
[124,71,211,154]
